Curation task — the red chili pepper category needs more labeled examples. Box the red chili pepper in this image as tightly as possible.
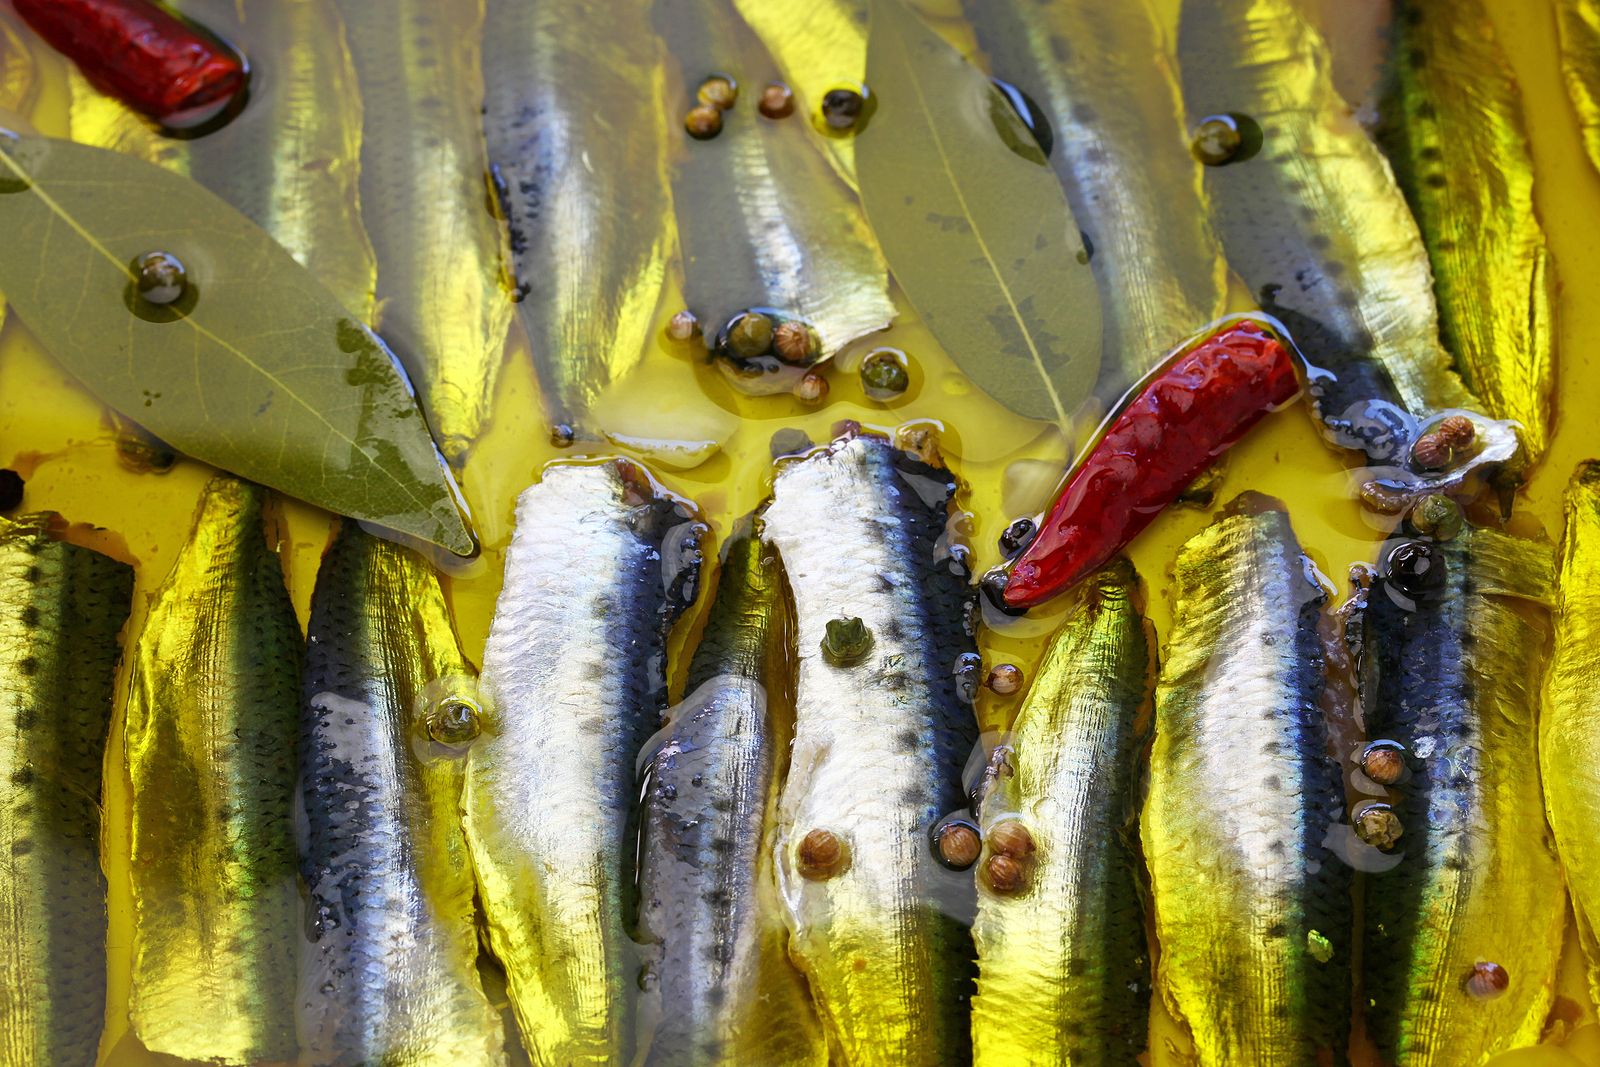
[1002,318,1301,609]
[12,0,246,129]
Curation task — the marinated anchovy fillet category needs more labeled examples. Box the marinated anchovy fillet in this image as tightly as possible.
[972,558,1153,1066]
[299,523,504,1066]
[655,0,892,362]
[1362,528,1563,1063]
[464,461,706,1066]
[961,0,1226,397]
[1142,501,1351,1066]
[485,0,672,431]
[1559,0,1600,175]
[336,0,512,463]
[0,515,131,1065]
[637,527,826,1066]
[731,0,865,188]
[67,0,376,321]
[763,431,978,1066]
[1179,0,1515,480]
[125,477,301,1064]
[1545,462,1600,1007]
[1375,0,1555,463]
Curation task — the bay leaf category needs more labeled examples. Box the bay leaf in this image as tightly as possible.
[0,133,477,557]
[856,0,1102,423]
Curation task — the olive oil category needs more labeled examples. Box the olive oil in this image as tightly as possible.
[0,0,1595,1063]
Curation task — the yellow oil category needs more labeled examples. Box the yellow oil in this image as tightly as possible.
[0,0,1596,1064]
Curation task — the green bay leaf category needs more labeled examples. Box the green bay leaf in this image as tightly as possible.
[857,0,1102,423]
[0,134,476,557]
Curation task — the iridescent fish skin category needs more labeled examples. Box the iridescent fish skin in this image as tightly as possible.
[1179,0,1517,485]
[0,515,131,1065]
[961,0,1226,399]
[66,0,376,322]
[763,431,978,1067]
[730,0,865,188]
[336,0,512,463]
[1361,528,1564,1065]
[298,523,504,1066]
[638,527,826,1067]
[655,0,891,363]
[1142,501,1351,1067]
[1558,0,1600,176]
[1376,0,1555,463]
[463,461,706,1066]
[1544,462,1600,1009]
[125,477,301,1065]
[484,0,672,431]
[971,558,1153,1067]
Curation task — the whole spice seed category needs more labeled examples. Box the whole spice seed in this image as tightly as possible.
[685,104,724,140]
[1191,114,1244,165]
[697,75,738,111]
[793,371,828,405]
[821,87,865,130]
[13,0,247,128]
[759,82,795,119]
[985,663,1023,695]
[1003,319,1301,609]
[773,320,819,365]
[665,310,701,343]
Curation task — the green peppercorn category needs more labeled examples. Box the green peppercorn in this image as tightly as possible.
[860,349,910,400]
[821,616,873,665]
[427,696,483,747]
[1408,494,1464,541]
[725,311,776,359]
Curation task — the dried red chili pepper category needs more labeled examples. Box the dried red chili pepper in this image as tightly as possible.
[1001,318,1301,609]
[12,0,246,129]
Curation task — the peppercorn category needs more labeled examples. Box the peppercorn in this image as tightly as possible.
[1354,803,1403,851]
[697,75,738,111]
[550,424,576,448]
[774,320,819,365]
[860,349,910,400]
[986,664,1023,695]
[821,617,873,665]
[133,250,187,305]
[665,309,701,343]
[427,696,482,747]
[821,87,865,130]
[1412,414,1477,470]
[725,311,775,359]
[1408,494,1464,541]
[797,828,849,880]
[1384,540,1448,600]
[1191,115,1243,165]
[998,517,1037,557]
[793,371,828,405]
[932,818,981,871]
[987,819,1035,860]
[1464,961,1510,1000]
[685,104,724,140]
[1359,740,1407,787]
[984,854,1027,895]
[759,82,795,118]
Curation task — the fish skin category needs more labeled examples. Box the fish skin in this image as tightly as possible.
[0,515,132,1065]
[463,460,707,1066]
[654,0,892,360]
[484,0,672,432]
[336,0,512,464]
[961,0,1227,400]
[1179,0,1516,481]
[298,523,505,1066]
[124,477,301,1065]
[730,0,865,189]
[971,558,1152,1067]
[637,527,827,1067]
[65,0,376,322]
[1558,0,1600,177]
[1544,462,1600,1009]
[1361,527,1563,1065]
[762,431,978,1067]
[1142,501,1351,1067]
[1375,0,1555,464]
